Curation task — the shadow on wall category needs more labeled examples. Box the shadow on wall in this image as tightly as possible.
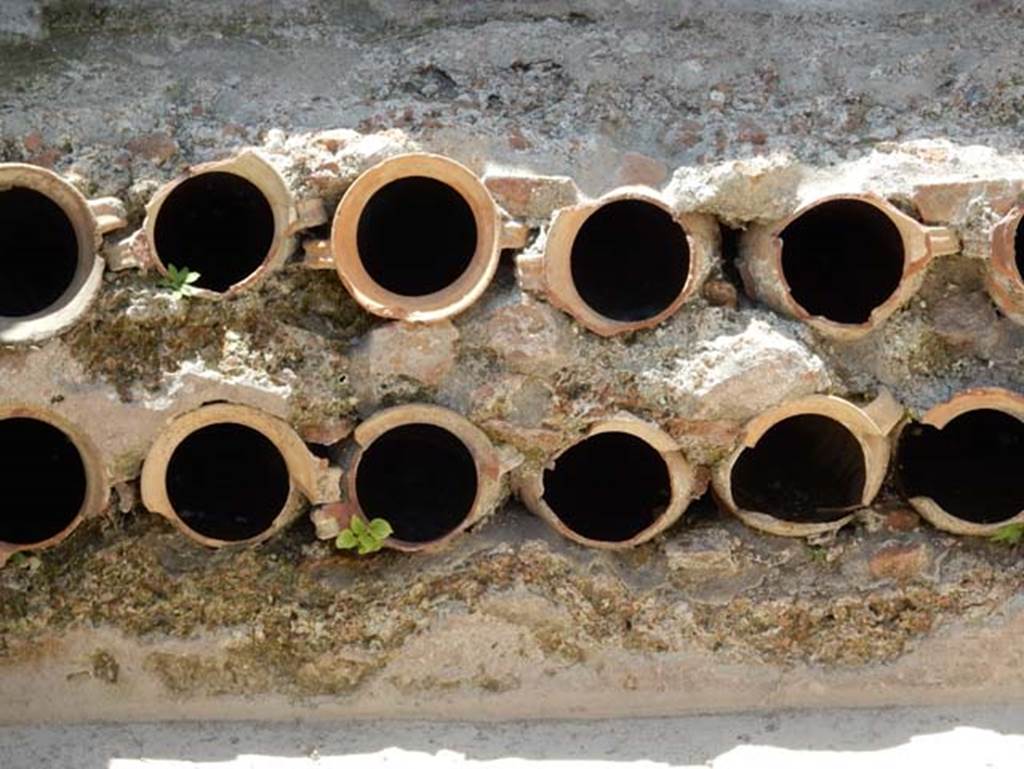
[2,706,1023,768]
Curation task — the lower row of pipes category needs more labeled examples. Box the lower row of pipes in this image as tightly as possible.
[2,387,1023,564]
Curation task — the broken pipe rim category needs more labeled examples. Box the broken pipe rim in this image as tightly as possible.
[345,403,503,552]
[539,187,718,336]
[0,404,109,566]
[986,206,1024,324]
[899,387,1024,536]
[331,152,514,322]
[711,393,899,537]
[143,150,313,297]
[140,402,339,548]
[738,192,959,341]
[518,418,703,549]
[0,163,125,344]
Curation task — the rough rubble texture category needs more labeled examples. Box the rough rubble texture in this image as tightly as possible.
[2,0,1024,721]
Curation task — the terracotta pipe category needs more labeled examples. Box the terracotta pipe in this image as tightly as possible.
[518,187,718,336]
[712,392,901,537]
[739,193,958,340]
[312,404,503,552]
[0,406,108,567]
[985,206,1024,323]
[113,150,326,294]
[140,403,340,547]
[517,417,704,549]
[317,153,527,322]
[896,387,1024,536]
[0,163,126,343]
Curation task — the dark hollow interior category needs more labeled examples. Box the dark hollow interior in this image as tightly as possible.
[153,171,275,292]
[570,200,690,322]
[356,176,477,296]
[1015,217,1024,282]
[0,187,79,317]
[541,432,672,542]
[355,423,478,543]
[897,409,1024,524]
[780,199,904,324]
[731,414,866,523]
[166,423,290,541]
[0,417,86,545]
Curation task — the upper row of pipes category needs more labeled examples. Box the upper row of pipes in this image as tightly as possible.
[2,150,1022,345]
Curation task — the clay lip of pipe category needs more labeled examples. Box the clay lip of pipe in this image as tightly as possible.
[124,150,325,296]
[985,206,1024,324]
[314,404,503,553]
[898,387,1024,536]
[522,187,718,336]
[738,192,959,341]
[319,152,527,322]
[140,402,341,548]
[712,392,903,538]
[517,417,706,550]
[0,405,109,567]
[0,163,126,344]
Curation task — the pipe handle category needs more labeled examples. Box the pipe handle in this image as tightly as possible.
[300,238,335,270]
[924,225,960,258]
[88,196,128,236]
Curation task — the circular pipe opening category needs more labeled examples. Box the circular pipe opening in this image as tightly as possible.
[165,423,291,542]
[0,187,79,317]
[730,414,866,523]
[570,199,690,322]
[0,417,87,545]
[153,171,275,292]
[897,409,1024,524]
[355,423,478,543]
[541,431,672,543]
[780,199,904,324]
[356,176,477,297]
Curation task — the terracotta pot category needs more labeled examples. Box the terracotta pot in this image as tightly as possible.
[323,153,527,322]
[0,163,126,343]
[712,392,902,537]
[140,403,340,547]
[116,150,325,295]
[314,404,504,553]
[517,416,704,549]
[519,186,718,336]
[896,387,1024,536]
[738,193,958,340]
[985,206,1024,324]
[0,405,108,566]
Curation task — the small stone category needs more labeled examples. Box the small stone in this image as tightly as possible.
[508,127,531,151]
[701,279,738,309]
[884,508,921,533]
[616,151,668,187]
[483,174,580,220]
[869,543,930,582]
[363,320,459,387]
[485,299,575,375]
[931,291,1001,351]
[126,132,178,165]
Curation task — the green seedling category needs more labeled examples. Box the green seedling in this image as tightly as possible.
[158,264,201,295]
[335,516,393,555]
[991,522,1024,546]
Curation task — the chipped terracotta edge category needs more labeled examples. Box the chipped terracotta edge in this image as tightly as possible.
[711,393,896,538]
[738,192,958,341]
[0,404,109,567]
[517,416,704,549]
[140,402,340,548]
[535,186,718,336]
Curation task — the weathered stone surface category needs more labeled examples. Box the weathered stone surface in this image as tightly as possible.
[360,320,459,388]
[869,543,931,582]
[642,318,830,420]
[483,174,581,221]
[484,298,576,375]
